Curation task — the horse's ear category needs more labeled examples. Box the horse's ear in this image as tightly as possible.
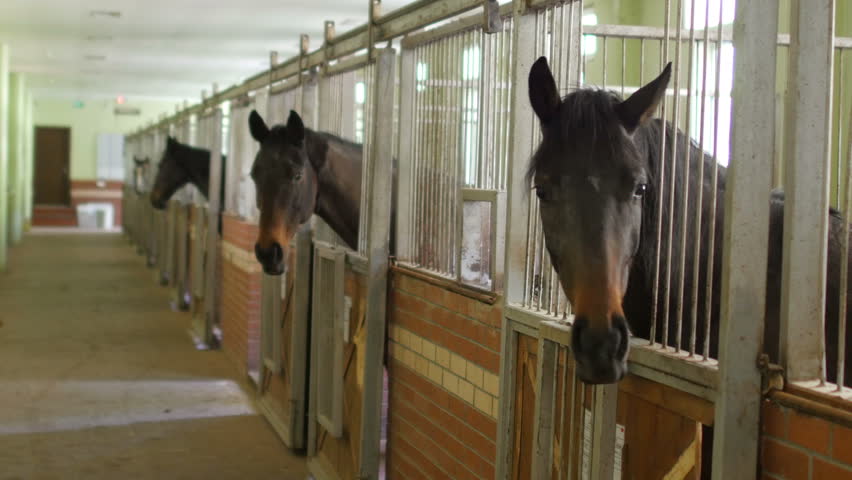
[286,110,305,145]
[615,62,671,133]
[166,136,177,151]
[529,56,561,125]
[249,110,270,142]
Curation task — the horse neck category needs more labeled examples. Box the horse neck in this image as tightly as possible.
[305,129,362,249]
[627,119,727,344]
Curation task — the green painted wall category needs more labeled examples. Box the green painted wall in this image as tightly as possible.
[32,98,176,181]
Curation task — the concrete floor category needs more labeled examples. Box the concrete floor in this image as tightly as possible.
[0,233,310,480]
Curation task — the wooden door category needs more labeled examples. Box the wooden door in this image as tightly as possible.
[34,127,71,205]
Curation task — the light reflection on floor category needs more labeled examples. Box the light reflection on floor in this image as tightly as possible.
[0,379,255,435]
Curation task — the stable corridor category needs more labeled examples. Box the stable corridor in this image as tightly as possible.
[0,233,309,479]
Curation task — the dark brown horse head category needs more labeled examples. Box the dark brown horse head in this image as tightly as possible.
[528,57,671,384]
[150,137,190,209]
[249,109,318,275]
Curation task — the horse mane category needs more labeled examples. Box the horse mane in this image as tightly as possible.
[525,88,633,186]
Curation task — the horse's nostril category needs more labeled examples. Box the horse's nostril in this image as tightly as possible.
[271,243,283,263]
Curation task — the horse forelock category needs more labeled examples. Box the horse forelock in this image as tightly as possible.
[526,88,633,186]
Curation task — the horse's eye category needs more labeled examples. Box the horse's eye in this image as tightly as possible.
[294,172,303,182]
[633,183,648,198]
[535,186,551,202]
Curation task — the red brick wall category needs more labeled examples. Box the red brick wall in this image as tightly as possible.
[220,213,262,374]
[387,269,502,479]
[761,396,852,479]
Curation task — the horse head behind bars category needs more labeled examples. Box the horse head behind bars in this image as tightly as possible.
[527,57,852,386]
[149,136,226,209]
[248,109,363,275]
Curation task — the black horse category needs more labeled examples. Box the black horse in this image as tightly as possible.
[149,136,226,210]
[526,56,851,386]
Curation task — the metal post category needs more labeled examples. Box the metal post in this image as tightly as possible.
[8,73,24,245]
[779,0,835,382]
[357,46,395,480]
[496,3,536,478]
[711,0,780,478]
[202,108,223,346]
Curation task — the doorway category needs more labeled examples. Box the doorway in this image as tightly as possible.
[34,127,71,205]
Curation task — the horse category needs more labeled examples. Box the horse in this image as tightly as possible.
[132,156,149,195]
[248,109,372,275]
[526,56,852,387]
[149,136,226,210]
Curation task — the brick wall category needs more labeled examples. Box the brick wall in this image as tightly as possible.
[220,213,262,375]
[761,396,852,479]
[387,268,502,479]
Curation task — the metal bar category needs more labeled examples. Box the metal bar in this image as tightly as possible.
[780,0,835,383]
[396,47,416,262]
[357,47,396,480]
[711,0,780,477]
[650,0,671,347]
[201,108,223,347]
[704,0,725,361]
[690,0,712,358]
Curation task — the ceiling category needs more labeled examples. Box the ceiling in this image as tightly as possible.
[0,0,410,104]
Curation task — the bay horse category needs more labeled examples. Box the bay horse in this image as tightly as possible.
[150,136,226,210]
[248,109,376,275]
[527,56,852,387]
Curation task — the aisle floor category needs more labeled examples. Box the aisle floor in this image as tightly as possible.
[0,232,309,479]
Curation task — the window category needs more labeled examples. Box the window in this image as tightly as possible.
[582,12,598,56]
[683,0,736,29]
[686,0,735,166]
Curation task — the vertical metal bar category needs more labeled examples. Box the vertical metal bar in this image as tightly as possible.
[711,0,779,477]
[397,48,416,263]
[835,50,844,209]
[650,0,672,347]
[704,0,726,361]
[202,108,223,346]
[663,0,685,350]
[690,0,712,357]
[675,0,697,353]
[780,0,835,383]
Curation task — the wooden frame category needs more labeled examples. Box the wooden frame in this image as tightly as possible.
[311,244,346,438]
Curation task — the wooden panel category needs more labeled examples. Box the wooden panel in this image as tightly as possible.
[617,390,701,480]
[512,333,537,480]
[315,267,367,479]
[510,332,704,479]
[34,127,70,205]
